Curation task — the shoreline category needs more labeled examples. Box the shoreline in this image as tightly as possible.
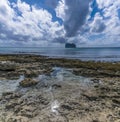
[0,51,120,62]
[0,54,120,122]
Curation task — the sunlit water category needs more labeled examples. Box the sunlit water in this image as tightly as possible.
[0,76,24,96]
[0,67,93,120]
[0,67,92,95]
[38,67,92,89]
[0,47,120,62]
[38,67,93,114]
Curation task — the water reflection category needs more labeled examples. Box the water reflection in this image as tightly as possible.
[0,47,120,61]
[0,75,24,96]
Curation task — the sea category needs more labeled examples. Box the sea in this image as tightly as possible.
[0,47,120,62]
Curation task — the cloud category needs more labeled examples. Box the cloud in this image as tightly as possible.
[80,0,120,46]
[63,0,91,37]
[0,0,120,47]
[55,0,66,20]
[45,0,59,9]
[0,0,65,46]
[90,13,106,33]
[97,0,120,44]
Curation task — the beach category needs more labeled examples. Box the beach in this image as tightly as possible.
[0,54,120,122]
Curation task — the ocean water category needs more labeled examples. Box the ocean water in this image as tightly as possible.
[0,47,120,62]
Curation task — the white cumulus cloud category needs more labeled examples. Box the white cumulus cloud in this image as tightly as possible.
[0,0,65,46]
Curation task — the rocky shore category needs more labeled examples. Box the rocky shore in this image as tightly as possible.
[0,54,120,122]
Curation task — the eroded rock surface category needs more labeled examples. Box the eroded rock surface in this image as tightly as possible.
[0,55,119,122]
[19,78,38,87]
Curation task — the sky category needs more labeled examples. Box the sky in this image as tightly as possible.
[0,0,120,47]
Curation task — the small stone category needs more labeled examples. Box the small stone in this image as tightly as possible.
[2,92,13,96]
[52,84,62,89]
[61,104,73,111]
[92,78,100,83]
[25,70,39,78]
[19,78,38,87]
[5,102,18,109]
[3,93,21,100]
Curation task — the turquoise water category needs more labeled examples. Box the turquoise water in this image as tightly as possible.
[0,47,120,62]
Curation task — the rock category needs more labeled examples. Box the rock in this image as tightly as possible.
[92,78,100,83]
[7,118,18,122]
[25,70,39,78]
[92,120,99,122]
[61,104,73,111]
[21,111,36,118]
[82,94,98,101]
[19,106,38,118]
[2,92,22,101]
[6,101,18,109]
[2,92,13,96]
[19,78,38,87]
[0,63,16,71]
[112,99,120,105]
[44,68,53,75]
[0,55,120,122]
[52,84,62,89]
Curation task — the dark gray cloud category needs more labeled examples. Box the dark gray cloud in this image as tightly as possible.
[53,37,66,43]
[0,22,30,42]
[64,0,91,37]
[91,18,106,33]
[93,22,106,33]
[45,0,59,9]
[0,6,7,15]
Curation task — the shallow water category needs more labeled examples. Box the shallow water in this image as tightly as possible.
[0,47,120,62]
[37,67,93,114]
[38,67,92,88]
[0,76,24,96]
[0,68,94,121]
[0,67,92,96]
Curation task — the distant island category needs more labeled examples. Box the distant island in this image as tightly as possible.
[65,43,76,48]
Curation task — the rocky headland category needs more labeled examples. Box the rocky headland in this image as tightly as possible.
[0,54,120,122]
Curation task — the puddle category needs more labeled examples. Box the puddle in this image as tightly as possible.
[0,67,95,121]
[36,67,93,92]
[0,75,24,96]
[0,67,93,97]
[51,67,93,87]
[37,67,93,116]
[51,100,60,115]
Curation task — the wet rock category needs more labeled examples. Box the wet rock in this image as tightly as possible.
[21,111,36,118]
[0,63,16,72]
[52,84,62,89]
[99,86,111,92]
[0,72,20,80]
[19,78,38,87]
[82,94,98,101]
[25,70,39,78]
[7,116,28,122]
[0,55,120,122]
[5,101,18,110]
[2,92,13,96]
[6,72,20,79]
[18,106,38,118]
[92,120,99,122]
[92,78,101,83]
[7,118,18,122]
[61,104,73,111]
[14,105,22,113]
[44,68,53,75]
[112,99,120,105]
[2,93,22,100]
